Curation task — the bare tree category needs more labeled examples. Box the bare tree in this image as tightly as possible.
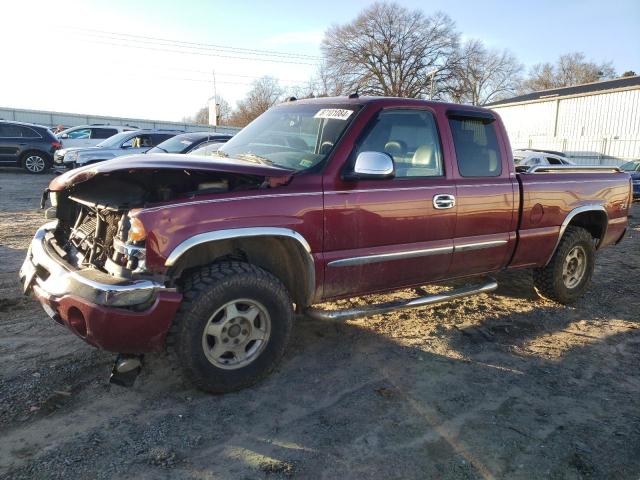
[521,52,616,92]
[229,76,284,127]
[184,95,232,125]
[447,40,522,105]
[321,2,459,98]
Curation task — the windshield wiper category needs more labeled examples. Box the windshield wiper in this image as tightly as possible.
[154,147,168,153]
[236,153,274,165]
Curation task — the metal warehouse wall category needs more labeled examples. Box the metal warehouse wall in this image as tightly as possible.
[492,88,640,165]
[0,106,241,135]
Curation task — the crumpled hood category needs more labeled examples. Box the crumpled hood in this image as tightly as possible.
[49,153,295,191]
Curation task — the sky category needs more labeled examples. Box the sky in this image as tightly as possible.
[1,0,638,122]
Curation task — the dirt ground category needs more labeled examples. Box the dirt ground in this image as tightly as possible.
[0,167,638,480]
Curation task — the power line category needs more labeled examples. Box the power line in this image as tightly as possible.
[82,56,309,84]
[74,36,320,66]
[64,26,322,61]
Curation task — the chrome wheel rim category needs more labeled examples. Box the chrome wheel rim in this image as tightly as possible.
[201,299,271,370]
[562,245,587,289]
[25,155,46,172]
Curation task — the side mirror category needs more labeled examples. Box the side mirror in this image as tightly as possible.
[345,151,395,180]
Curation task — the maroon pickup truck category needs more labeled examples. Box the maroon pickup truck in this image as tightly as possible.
[21,96,631,392]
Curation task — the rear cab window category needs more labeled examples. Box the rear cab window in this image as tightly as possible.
[448,113,502,177]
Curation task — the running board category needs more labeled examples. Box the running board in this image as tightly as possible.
[305,277,498,322]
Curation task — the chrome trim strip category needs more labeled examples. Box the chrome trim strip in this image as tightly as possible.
[164,227,316,304]
[305,277,498,321]
[142,191,322,213]
[327,246,453,268]
[328,239,507,268]
[527,165,622,173]
[544,204,608,266]
[455,239,508,252]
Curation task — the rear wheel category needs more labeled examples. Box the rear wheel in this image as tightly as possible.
[533,226,595,304]
[167,261,293,393]
[21,151,51,174]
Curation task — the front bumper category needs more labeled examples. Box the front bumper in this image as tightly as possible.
[20,222,182,352]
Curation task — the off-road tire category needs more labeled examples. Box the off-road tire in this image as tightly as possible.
[533,226,595,304]
[167,261,293,393]
[21,151,52,174]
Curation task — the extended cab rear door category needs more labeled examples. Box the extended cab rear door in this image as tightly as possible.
[445,110,518,277]
[322,106,457,299]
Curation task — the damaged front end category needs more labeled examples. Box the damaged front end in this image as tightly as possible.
[20,158,291,353]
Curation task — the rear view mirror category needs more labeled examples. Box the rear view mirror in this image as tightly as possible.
[345,151,395,180]
[59,133,69,139]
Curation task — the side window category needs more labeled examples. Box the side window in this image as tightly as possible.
[0,124,23,137]
[123,134,153,148]
[19,126,41,138]
[91,128,117,139]
[355,109,444,178]
[547,157,562,165]
[67,128,91,139]
[449,118,502,177]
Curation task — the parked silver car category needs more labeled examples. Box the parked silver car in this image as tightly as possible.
[55,129,183,169]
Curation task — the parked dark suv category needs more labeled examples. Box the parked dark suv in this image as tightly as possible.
[0,121,61,173]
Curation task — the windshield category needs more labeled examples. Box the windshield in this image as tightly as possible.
[620,160,640,172]
[95,131,133,148]
[218,104,360,171]
[147,134,198,154]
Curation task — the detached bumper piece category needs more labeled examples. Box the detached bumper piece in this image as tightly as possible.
[110,354,144,387]
[20,222,182,352]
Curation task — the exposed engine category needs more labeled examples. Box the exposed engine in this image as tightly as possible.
[51,168,266,276]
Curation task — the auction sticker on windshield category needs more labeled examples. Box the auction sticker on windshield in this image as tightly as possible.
[313,109,353,121]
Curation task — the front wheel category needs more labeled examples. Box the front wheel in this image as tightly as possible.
[167,261,293,393]
[533,226,595,304]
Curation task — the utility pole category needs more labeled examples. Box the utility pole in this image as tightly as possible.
[428,69,438,100]
[208,69,218,128]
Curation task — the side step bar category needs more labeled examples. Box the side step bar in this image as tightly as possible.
[305,277,498,322]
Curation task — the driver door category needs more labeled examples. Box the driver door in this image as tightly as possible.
[322,108,456,299]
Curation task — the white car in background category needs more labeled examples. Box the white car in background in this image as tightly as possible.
[56,124,137,148]
[55,124,137,163]
[513,149,576,170]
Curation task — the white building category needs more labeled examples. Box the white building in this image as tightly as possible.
[488,75,640,165]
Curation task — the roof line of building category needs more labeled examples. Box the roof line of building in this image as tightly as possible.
[486,75,640,107]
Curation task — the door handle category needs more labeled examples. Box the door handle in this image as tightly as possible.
[433,194,456,209]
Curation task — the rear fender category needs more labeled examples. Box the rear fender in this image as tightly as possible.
[544,204,607,266]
